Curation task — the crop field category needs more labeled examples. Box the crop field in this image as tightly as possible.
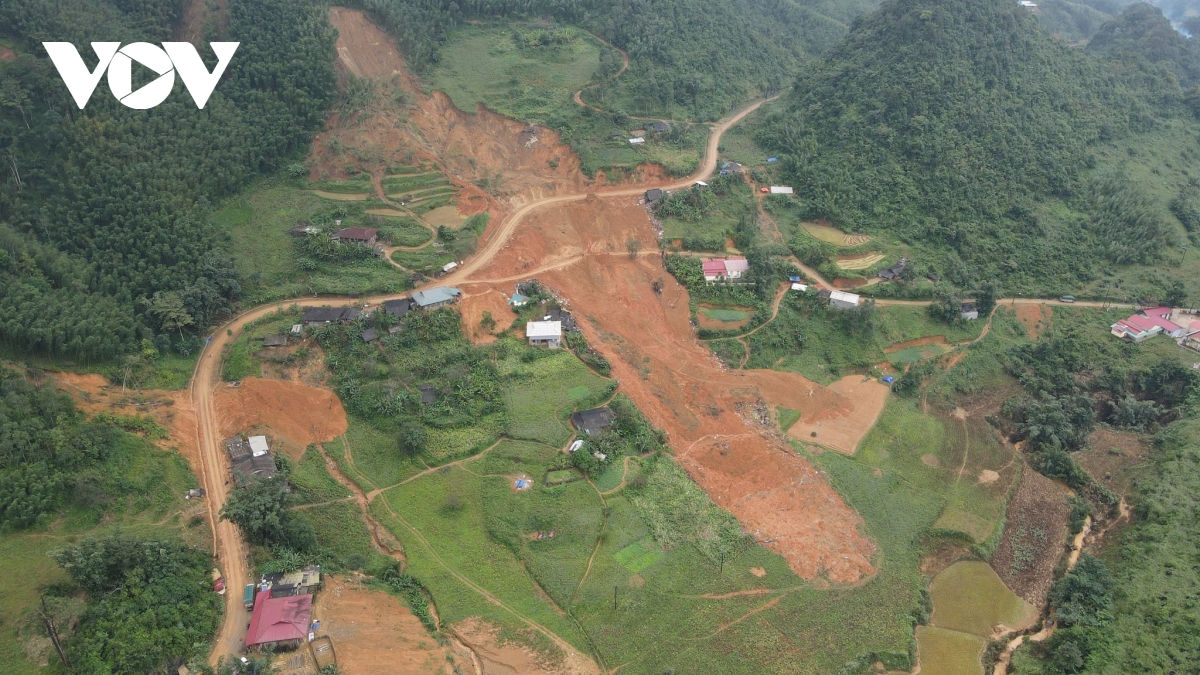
[212,180,409,303]
[367,212,433,247]
[334,417,428,492]
[500,349,614,446]
[801,220,872,246]
[661,180,755,248]
[422,205,467,229]
[836,251,885,269]
[914,626,985,675]
[929,561,1035,635]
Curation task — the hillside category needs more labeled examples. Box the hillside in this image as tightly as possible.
[754,0,1195,294]
[1087,2,1200,87]
[0,0,336,362]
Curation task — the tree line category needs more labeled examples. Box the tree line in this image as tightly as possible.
[0,0,337,361]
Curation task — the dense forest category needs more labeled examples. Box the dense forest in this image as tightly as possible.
[0,0,337,361]
[754,0,1196,293]
[353,0,881,119]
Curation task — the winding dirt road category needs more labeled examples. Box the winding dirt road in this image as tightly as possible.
[194,96,773,665]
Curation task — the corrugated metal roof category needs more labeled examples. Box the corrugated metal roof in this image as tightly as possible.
[526,321,562,339]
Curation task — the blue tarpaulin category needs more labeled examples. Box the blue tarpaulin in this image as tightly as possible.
[881,376,895,384]
[767,157,778,162]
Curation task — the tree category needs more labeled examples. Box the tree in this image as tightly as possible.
[1052,639,1084,673]
[147,291,194,338]
[1109,394,1163,431]
[928,290,963,324]
[626,237,641,259]
[975,280,999,316]
[1049,554,1114,628]
[397,419,427,456]
[480,311,496,332]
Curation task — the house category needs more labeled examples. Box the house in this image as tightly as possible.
[645,121,670,133]
[526,320,563,348]
[628,137,645,145]
[245,590,313,649]
[927,273,941,283]
[828,290,861,310]
[960,302,979,321]
[418,384,436,404]
[571,407,616,436]
[332,227,378,246]
[1110,307,1186,342]
[225,435,276,486]
[412,287,461,309]
[791,283,808,292]
[383,298,412,318]
[302,306,360,327]
[262,334,287,347]
[362,328,379,344]
[644,188,663,204]
[701,256,750,282]
[769,186,794,195]
[260,565,321,598]
[877,258,907,281]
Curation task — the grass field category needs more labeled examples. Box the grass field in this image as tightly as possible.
[213,179,411,303]
[334,416,428,492]
[699,307,752,322]
[501,349,614,446]
[290,445,352,505]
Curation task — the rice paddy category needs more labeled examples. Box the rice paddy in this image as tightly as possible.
[800,221,871,246]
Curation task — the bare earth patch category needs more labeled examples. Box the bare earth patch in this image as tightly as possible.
[1014,304,1052,339]
[453,617,600,675]
[215,377,348,453]
[459,290,516,345]
[787,375,891,455]
[313,575,453,674]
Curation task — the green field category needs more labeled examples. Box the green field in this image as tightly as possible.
[290,445,352,505]
[699,307,752,322]
[661,179,755,249]
[212,179,411,303]
[501,349,614,446]
[914,626,986,675]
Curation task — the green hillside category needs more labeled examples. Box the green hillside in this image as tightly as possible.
[754,0,1197,295]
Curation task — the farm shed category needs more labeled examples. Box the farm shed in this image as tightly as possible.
[644,188,663,203]
[383,298,412,318]
[332,227,378,245]
[645,121,670,133]
[571,407,616,436]
[769,186,794,194]
[412,287,461,309]
[828,290,861,310]
[362,328,379,343]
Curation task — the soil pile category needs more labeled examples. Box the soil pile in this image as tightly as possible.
[215,377,348,447]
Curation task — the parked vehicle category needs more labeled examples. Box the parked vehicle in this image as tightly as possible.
[212,568,226,594]
[244,583,256,609]
[1060,295,1076,303]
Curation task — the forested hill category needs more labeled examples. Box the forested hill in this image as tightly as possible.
[755,0,1193,293]
[1087,3,1200,87]
[354,0,882,119]
[0,0,336,361]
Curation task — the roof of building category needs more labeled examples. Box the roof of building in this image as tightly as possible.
[961,302,978,313]
[334,227,378,241]
[248,436,269,456]
[645,188,663,202]
[791,283,808,291]
[628,137,645,145]
[302,307,344,323]
[412,287,461,307]
[419,384,436,404]
[701,258,727,276]
[231,452,276,486]
[245,591,312,646]
[509,293,528,307]
[723,257,750,273]
[362,328,379,343]
[1114,315,1166,335]
[829,290,861,305]
[769,186,794,194]
[1140,306,1173,320]
[646,121,670,132]
[263,334,287,347]
[224,436,251,461]
[571,407,616,435]
[817,289,832,300]
[383,298,412,317]
[526,321,562,339]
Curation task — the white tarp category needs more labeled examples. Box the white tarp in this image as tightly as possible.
[248,436,269,457]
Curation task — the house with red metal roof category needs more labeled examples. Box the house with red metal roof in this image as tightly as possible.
[700,256,749,282]
[332,227,378,246]
[1110,307,1186,342]
[245,590,313,649]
